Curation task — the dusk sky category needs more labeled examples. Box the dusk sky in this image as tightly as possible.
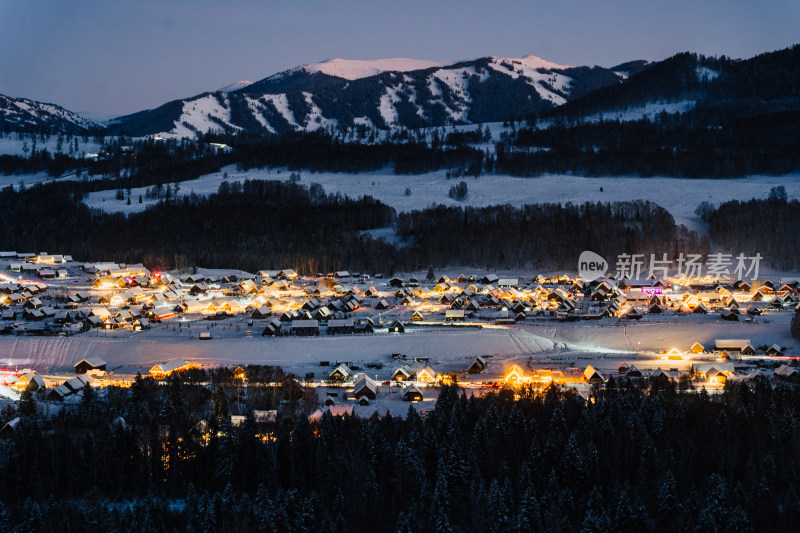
[1,0,798,117]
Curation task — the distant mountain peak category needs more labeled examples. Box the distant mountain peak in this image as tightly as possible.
[218,80,253,92]
[516,54,573,70]
[302,57,453,80]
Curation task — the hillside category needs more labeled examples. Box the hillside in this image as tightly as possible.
[0,94,99,134]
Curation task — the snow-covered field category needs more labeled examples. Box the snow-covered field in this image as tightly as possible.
[82,165,800,235]
[1,312,794,379]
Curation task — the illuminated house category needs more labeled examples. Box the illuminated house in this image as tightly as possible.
[691,363,734,380]
[13,373,45,392]
[392,365,414,382]
[505,364,525,384]
[666,348,684,360]
[415,366,437,383]
[328,364,352,381]
[150,359,190,379]
[689,342,704,354]
[583,365,605,384]
[278,269,298,280]
[403,384,424,401]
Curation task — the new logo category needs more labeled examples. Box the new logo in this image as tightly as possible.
[578,251,607,281]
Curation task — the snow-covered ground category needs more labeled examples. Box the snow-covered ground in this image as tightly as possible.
[82,165,800,235]
[0,312,794,379]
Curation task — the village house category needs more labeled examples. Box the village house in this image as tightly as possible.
[328,363,352,382]
[327,318,354,335]
[403,384,424,401]
[387,319,405,333]
[715,339,755,354]
[468,356,487,374]
[74,357,107,375]
[583,365,605,384]
[150,359,190,379]
[291,319,320,336]
[352,375,377,400]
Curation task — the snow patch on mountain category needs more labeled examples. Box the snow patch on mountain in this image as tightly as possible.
[378,86,402,125]
[169,94,242,138]
[262,93,299,127]
[305,57,452,80]
[302,92,337,130]
[243,96,277,133]
[431,68,476,121]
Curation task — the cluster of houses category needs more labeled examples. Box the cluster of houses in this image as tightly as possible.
[0,355,197,404]
[3,251,799,339]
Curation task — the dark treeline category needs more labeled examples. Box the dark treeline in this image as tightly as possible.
[207,130,485,175]
[0,180,396,274]
[396,201,708,271]
[0,179,711,274]
[86,137,233,190]
[501,109,800,178]
[2,375,800,532]
[0,151,84,177]
[708,195,800,270]
[0,132,231,192]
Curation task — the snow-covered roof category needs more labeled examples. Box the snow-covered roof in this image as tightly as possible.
[75,357,106,369]
[151,359,187,374]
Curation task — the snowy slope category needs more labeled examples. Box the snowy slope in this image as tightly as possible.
[168,93,243,137]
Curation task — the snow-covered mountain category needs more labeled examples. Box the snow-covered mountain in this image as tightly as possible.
[0,94,99,133]
[106,55,624,136]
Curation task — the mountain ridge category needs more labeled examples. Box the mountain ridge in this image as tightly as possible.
[104,54,625,136]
